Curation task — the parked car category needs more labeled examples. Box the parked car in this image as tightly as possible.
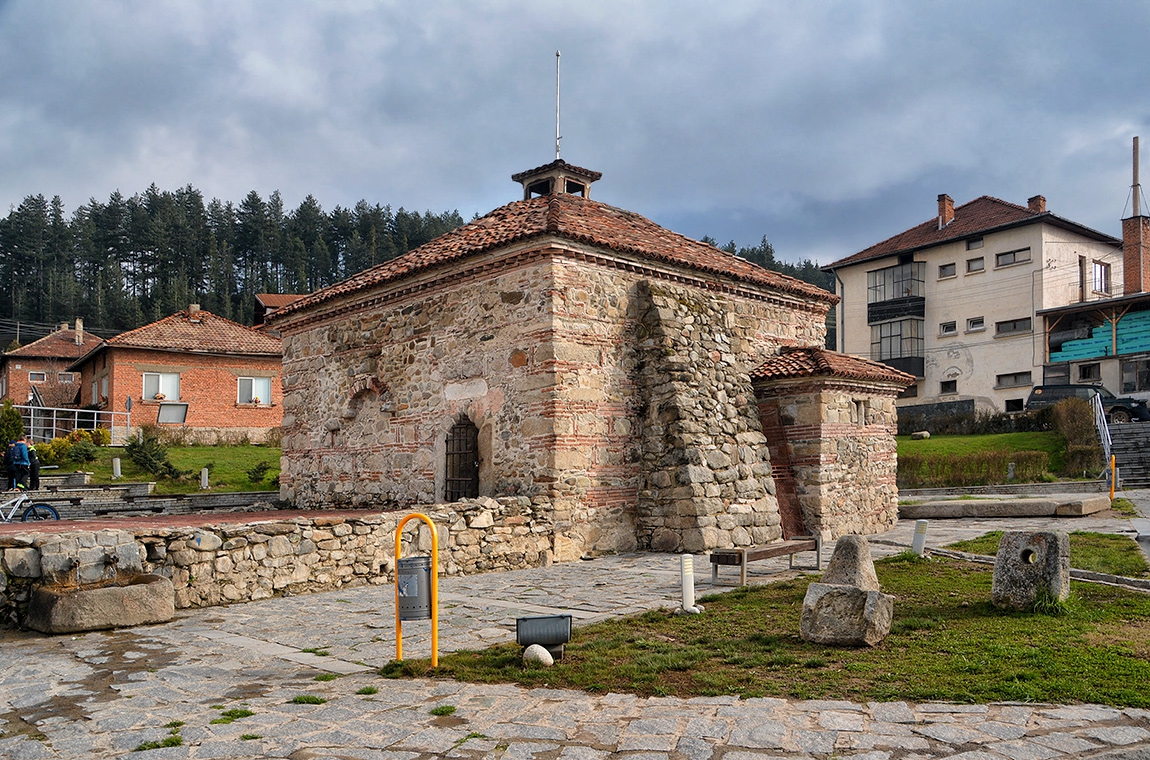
[1024,384,1150,423]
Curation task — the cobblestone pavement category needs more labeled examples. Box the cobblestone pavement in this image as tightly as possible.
[2,502,1149,759]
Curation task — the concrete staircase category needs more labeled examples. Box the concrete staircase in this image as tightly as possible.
[1108,423,1150,489]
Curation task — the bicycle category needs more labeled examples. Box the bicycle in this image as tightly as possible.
[0,490,60,522]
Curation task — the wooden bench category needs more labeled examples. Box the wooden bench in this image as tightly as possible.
[709,535,823,586]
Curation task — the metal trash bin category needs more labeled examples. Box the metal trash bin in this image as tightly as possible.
[516,614,572,659]
[396,555,432,621]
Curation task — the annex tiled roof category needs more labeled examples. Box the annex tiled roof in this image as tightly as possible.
[5,329,103,361]
[825,196,1119,270]
[752,347,916,385]
[256,294,305,310]
[273,194,836,320]
[102,309,281,355]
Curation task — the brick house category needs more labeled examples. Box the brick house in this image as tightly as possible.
[71,305,283,443]
[0,320,102,406]
[270,160,912,553]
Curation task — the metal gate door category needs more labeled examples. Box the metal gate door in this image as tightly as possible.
[445,418,479,501]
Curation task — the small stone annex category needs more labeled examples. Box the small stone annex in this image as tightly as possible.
[269,160,914,557]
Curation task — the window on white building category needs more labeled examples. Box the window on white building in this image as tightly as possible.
[939,321,957,337]
[938,262,956,279]
[967,316,985,332]
[143,372,180,400]
[995,248,1032,267]
[966,238,984,250]
[1093,261,1112,294]
[1078,363,1101,381]
[967,257,985,273]
[996,371,1032,388]
[940,380,958,394]
[996,317,1032,336]
[238,376,272,405]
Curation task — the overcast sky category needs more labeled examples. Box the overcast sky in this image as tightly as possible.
[2,1,1148,265]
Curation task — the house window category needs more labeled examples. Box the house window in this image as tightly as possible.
[1078,363,1101,381]
[871,318,923,361]
[1005,399,1024,413]
[995,248,1032,268]
[967,316,985,332]
[91,381,98,404]
[238,377,272,405]
[996,317,1032,336]
[100,376,108,400]
[143,372,180,400]
[940,321,957,337]
[1122,358,1150,393]
[156,403,189,424]
[996,371,1032,388]
[967,257,985,273]
[28,371,46,383]
[867,261,925,303]
[939,262,956,279]
[1093,261,1111,294]
[57,372,75,383]
[940,380,958,394]
[967,238,984,250]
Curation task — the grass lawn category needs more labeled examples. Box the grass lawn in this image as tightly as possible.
[946,530,1150,578]
[897,431,1066,472]
[56,445,281,495]
[385,536,1150,706]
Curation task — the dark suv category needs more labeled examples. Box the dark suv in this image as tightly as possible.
[1024,384,1150,423]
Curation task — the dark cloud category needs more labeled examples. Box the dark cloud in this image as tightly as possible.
[1,1,1147,263]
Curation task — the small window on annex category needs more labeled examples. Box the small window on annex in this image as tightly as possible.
[996,371,1032,388]
[1044,363,1070,384]
[939,262,957,279]
[1004,399,1025,413]
[1122,358,1150,393]
[940,380,958,394]
[967,257,985,273]
[238,377,272,405]
[940,321,957,337]
[1078,363,1101,382]
[967,316,985,332]
[995,248,1032,268]
[143,372,180,400]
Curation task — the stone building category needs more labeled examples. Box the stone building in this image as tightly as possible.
[270,160,912,554]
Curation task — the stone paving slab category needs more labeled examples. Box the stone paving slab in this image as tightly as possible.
[1,508,1150,757]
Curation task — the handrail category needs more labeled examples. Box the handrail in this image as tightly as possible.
[13,404,132,446]
[1092,393,1112,464]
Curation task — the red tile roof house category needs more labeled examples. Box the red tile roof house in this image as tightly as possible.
[269,159,913,556]
[70,305,284,444]
[0,321,102,407]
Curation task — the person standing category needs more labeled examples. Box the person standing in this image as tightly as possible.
[10,436,30,490]
[27,441,40,491]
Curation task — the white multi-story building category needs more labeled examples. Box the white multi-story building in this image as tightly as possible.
[825,193,1124,416]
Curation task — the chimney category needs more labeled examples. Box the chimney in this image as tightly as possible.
[188,303,201,322]
[1124,136,1150,295]
[937,194,954,229]
[1028,195,1046,214]
[74,318,83,345]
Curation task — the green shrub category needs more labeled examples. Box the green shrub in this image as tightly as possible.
[35,437,72,466]
[125,427,187,479]
[68,439,99,463]
[247,461,271,483]
[898,450,1049,488]
[0,400,24,444]
[88,428,111,446]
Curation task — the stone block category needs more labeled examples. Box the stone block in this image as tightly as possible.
[822,535,880,591]
[26,574,175,634]
[991,531,1069,611]
[800,583,893,647]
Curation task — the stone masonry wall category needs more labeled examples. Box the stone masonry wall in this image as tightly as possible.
[0,498,587,628]
[634,280,783,553]
[756,378,902,539]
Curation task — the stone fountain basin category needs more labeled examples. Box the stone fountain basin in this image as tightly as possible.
[26,573,175,634]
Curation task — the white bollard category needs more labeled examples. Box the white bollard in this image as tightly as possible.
[111,458,121,479]
[681,554,695,611]
[200,467,210,490]
[912,519,929,556]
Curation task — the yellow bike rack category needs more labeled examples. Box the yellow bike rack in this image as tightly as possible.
[394,513,439,667]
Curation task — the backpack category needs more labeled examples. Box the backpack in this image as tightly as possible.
[11,442,29,467]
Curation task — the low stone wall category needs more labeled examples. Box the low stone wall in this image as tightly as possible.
[0,496,576,629]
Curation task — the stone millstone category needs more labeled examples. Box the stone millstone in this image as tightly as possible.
[800,582,894,647]
[25,574,175,634]
[820,535,880,591]
[991,531,1070,611]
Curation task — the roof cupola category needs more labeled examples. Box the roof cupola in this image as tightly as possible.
[511,159,602,200]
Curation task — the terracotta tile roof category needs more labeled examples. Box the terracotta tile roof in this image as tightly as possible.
[825,196,1119,270]
[273,194,836,320]
[256,294,305,310]
[511,159,603,183]
[103,308,281,355]
[752,347,916,385]
[5,329,103,362]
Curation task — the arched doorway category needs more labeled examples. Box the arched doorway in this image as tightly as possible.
[445,417,480,501]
